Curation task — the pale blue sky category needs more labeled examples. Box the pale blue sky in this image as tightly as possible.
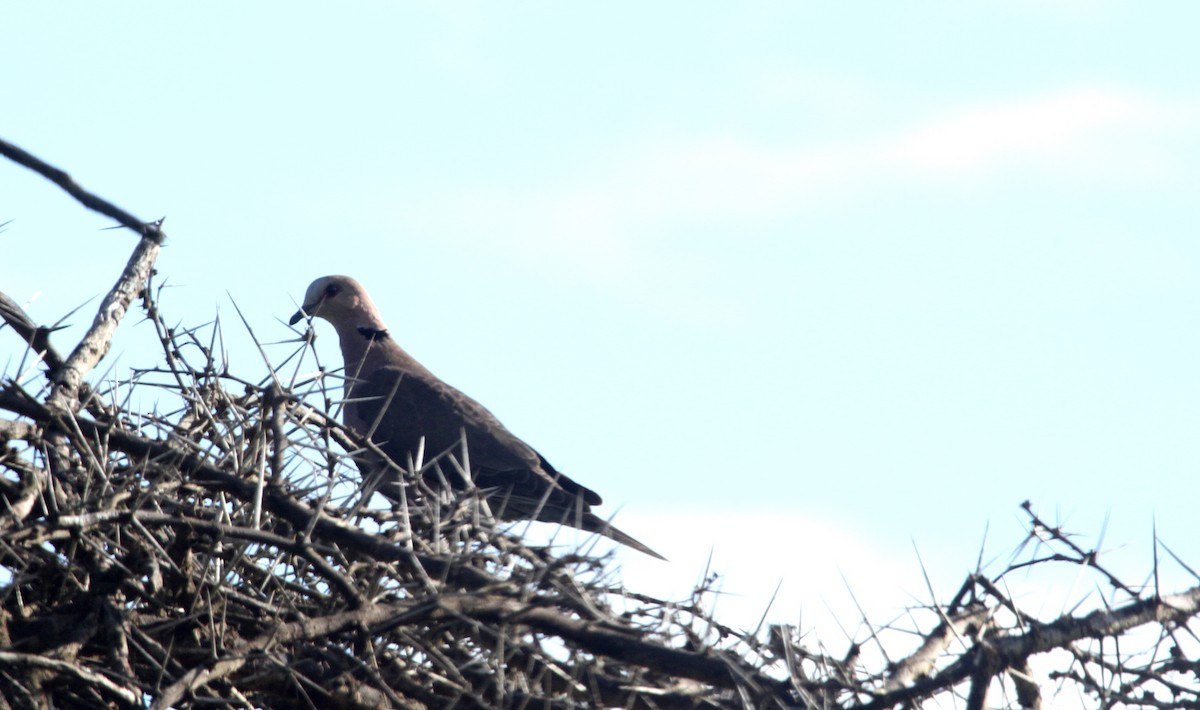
[5,3,1200,632]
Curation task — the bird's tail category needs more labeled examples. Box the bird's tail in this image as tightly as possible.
[581,513,667,561]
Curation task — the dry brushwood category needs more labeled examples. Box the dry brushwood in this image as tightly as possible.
[1,137,1200,709]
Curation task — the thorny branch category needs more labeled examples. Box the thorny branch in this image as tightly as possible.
[0,136,164,241]
[2,141,1199,709]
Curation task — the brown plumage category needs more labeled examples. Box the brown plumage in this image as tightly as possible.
[290,275,664,560]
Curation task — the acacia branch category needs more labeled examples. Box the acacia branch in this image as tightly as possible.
[0,291,66,375]
[856,584,1200,710]
[47,235,160,412]
[153,591,792,709]
[0,139,164,411]
[0,384,794,702]
[0,136,164,240]
[0,650,141,708]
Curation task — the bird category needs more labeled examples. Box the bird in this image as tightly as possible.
[290,275,664,560]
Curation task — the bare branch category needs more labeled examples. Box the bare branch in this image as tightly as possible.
[0,136,164,241]
[0,291,66,375]
[47,235,160,412]
[0,651,141,708]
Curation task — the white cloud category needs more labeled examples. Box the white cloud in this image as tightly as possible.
[540,507,929,647]
[403,86,1195,288]
[614,86,1191,220]
[884,86,1184,176]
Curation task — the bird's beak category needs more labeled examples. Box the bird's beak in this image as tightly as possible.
[289,300,319,325]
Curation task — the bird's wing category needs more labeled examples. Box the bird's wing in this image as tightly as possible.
[351,366,603,507]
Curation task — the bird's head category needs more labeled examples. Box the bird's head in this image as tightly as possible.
[289,275,377,329]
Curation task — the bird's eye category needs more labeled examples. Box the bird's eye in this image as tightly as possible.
[324,284,341,297]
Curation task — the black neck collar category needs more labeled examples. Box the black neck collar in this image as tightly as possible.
[357,326,390,342]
